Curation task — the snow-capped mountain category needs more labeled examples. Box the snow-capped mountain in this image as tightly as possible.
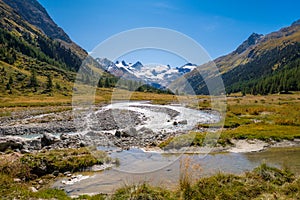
[96,58,197,88]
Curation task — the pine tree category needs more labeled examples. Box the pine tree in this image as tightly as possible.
[6,76,13,90]
[55,83,61,90]
[29,70,39,92]
[97,78,103,88]
[46,74,53,92]
[104,78,110,88]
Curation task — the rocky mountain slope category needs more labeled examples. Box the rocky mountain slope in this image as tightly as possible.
[177,20,300,95]
[2,0,87,59]
[0,0,106,96]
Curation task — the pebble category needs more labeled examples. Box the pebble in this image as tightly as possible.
[29,186,38,193]
[13,178,21,183]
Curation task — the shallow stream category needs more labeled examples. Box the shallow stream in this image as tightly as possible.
[54,147,300,196]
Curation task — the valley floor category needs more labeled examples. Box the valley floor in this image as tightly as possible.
[0,92,299,199]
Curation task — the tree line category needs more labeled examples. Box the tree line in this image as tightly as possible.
[224,42,300,95]
[0,28,81,71]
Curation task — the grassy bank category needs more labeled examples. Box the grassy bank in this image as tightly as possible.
[1,162,298,199]
[107,164,299,200]
[0,148,109,199]
[160,93,300,148]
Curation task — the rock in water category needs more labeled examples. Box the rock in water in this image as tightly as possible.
[41,133,59,147]
[178,120,188,125]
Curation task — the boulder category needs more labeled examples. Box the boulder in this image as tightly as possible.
[139,127,154,135]
[122,127,137,137]
[60,133,69,140]
[52,170,60,177]
[13,178,22,183]
[29,186,38,193]
[41,133,59,147]
[115,130,122,138]
[178,120,188,125]
[26,138,41,150]
[0,137,24,152]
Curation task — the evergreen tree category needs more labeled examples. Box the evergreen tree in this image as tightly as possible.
[46,74,53,92]
[55,83,61,90]
[104,78,110,88]
[97,78,103,88]
[6,76,13,90]
[29,70,39,92]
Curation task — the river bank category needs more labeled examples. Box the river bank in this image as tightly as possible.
[0,100,299,155]
[52,145,300,197]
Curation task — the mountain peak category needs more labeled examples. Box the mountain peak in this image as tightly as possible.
[292,19,300,26]
[234,32,263,54]
[121,60,128,66]
[131,61,143,70]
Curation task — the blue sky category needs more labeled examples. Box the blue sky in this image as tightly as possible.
[38,0,299,66]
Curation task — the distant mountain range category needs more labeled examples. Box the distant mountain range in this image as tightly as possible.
[96,58,197,88]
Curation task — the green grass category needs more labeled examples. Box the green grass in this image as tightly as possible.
[1,150,300,199]
[20,148,108,178]
[222,123,300,141]
[93,164,299,200]
[0,148,110,199]
[161,93,300,148]
[111,184,175,200]
[160,123,300,149]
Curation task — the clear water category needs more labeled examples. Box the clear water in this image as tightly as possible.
[53,147,300,196]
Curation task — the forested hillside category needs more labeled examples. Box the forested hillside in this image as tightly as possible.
[0,0,106,96]
[178,20,300,95]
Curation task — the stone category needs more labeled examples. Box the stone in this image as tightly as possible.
[41,133,59,147]
[26,138,41,150]
[13,178,21,183]
[52,170,59,176]
[21,149,31,154]
[29,186,38,193]
[115,130,121,138]
[178,120,188,125]
[123,127,137,137]
[64,171,71,175]
[60,133,69,140]
[0,137,24,152]
[79,142,86,147]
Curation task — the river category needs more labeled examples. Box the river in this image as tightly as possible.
[53,146,300,196]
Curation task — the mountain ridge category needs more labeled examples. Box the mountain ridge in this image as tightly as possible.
[96,58,197,88]
[2,0,87,59]
[0,0,109,96]
[177,19,300,95]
